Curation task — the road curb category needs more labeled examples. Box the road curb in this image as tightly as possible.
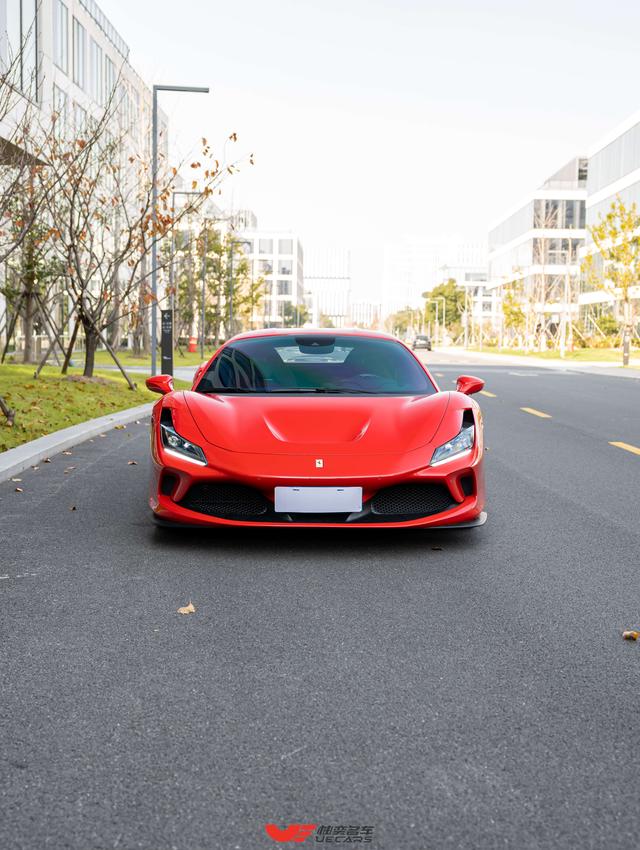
[0,403,153,483]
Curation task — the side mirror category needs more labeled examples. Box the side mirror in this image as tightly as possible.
[456,374,484,396]
[145,375,174,395]
[192,363,208,388]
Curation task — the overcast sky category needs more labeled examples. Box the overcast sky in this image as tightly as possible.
[101,0,640,296]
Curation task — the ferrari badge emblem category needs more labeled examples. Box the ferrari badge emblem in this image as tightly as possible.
[315,459,324,468]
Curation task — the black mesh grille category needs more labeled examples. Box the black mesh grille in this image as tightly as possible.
[179,483,270,518]
[371,483,454,516]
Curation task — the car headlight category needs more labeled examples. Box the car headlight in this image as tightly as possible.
[160,421,207,466]
[431,423,474,466]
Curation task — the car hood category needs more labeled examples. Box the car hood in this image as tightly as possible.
[183,391,450,455]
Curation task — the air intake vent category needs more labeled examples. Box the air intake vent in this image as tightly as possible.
[179,483,270,518]
[371,484,454,516]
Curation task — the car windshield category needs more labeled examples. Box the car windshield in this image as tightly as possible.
[195,334,436,395]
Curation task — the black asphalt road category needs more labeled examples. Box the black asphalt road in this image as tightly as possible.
[2,361,640,850]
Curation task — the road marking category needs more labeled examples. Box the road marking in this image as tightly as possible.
[435,372,444,377]
[609,441,640,456]
[520,407,552,419]
[479,390,496,398]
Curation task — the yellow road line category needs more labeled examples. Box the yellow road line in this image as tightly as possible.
[479,390,496,398]
[520,407,551,419]
[609,441,640,456]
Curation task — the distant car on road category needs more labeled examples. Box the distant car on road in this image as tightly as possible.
[412,334,432,351]
[146,329,486,530]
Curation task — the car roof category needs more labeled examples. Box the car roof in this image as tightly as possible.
[227,327,401,343]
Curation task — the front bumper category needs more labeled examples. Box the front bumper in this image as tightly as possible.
[149,438,486,530]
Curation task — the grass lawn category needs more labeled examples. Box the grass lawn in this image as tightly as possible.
[92,348,216,369]
[0,363,190,452]
[468,346,639,364]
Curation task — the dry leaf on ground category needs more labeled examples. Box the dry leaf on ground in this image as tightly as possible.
[11,478,21,482]
[622,630,639,641]
[62,451,72,456]
[15,487,23,493]
[127,460,138,465]
[114,425,126,430]
[70,505,77,511]
[177,601,196,615]
[43,458,51,463]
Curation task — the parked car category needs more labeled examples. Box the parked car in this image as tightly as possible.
[412,334,432,351]
[146,329,485,530]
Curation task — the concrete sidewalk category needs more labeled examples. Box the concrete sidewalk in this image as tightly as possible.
[428,346,640,379]
[0,403,153,483]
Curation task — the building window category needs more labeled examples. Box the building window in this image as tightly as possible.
[53,0,69,73]
[278,239,293,254]
[72,18,86,89]
[73,101,86,133]
[53,84,68,137]
[258,238,273,253]
[2,0,38,97]
[104,55,115,102]
[278,259,292,275]
[277,280,292,296]
[258,259,273,275]
[238,240,253,255]
[89,38,103,104]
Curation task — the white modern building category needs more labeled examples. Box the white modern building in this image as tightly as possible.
[0,0,166,350]
[381,236,487,316]
[580,114,640,329]
[487,157,588,343]
[349,300,382,329]
[234,226,304,327]
[0,0,164,156]
[304,246,351,327]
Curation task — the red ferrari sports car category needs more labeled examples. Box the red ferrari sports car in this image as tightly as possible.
[146,329,486,529]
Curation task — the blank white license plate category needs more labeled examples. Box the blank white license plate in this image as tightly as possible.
[274,486,362,513]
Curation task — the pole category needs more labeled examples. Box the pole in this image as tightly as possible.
[169,195,176,313]
[228,238,234,338]
[150,87,158,375]
[201,222,208,360]
[149,85,209,376]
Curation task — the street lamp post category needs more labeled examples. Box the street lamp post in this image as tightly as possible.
[150,84,209,376]
[201,221,208,360]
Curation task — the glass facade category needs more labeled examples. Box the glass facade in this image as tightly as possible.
[588,181,640,227]
[104,55,115,102]
[2,0,38,97]
[589,120,640,195]
[53,83,68,136]
[489,202,533,254]
[53,0,68,73]
[79,0,129,61]
[534,199,585,229]
[89,37,103,104]
[72,17,86,89]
